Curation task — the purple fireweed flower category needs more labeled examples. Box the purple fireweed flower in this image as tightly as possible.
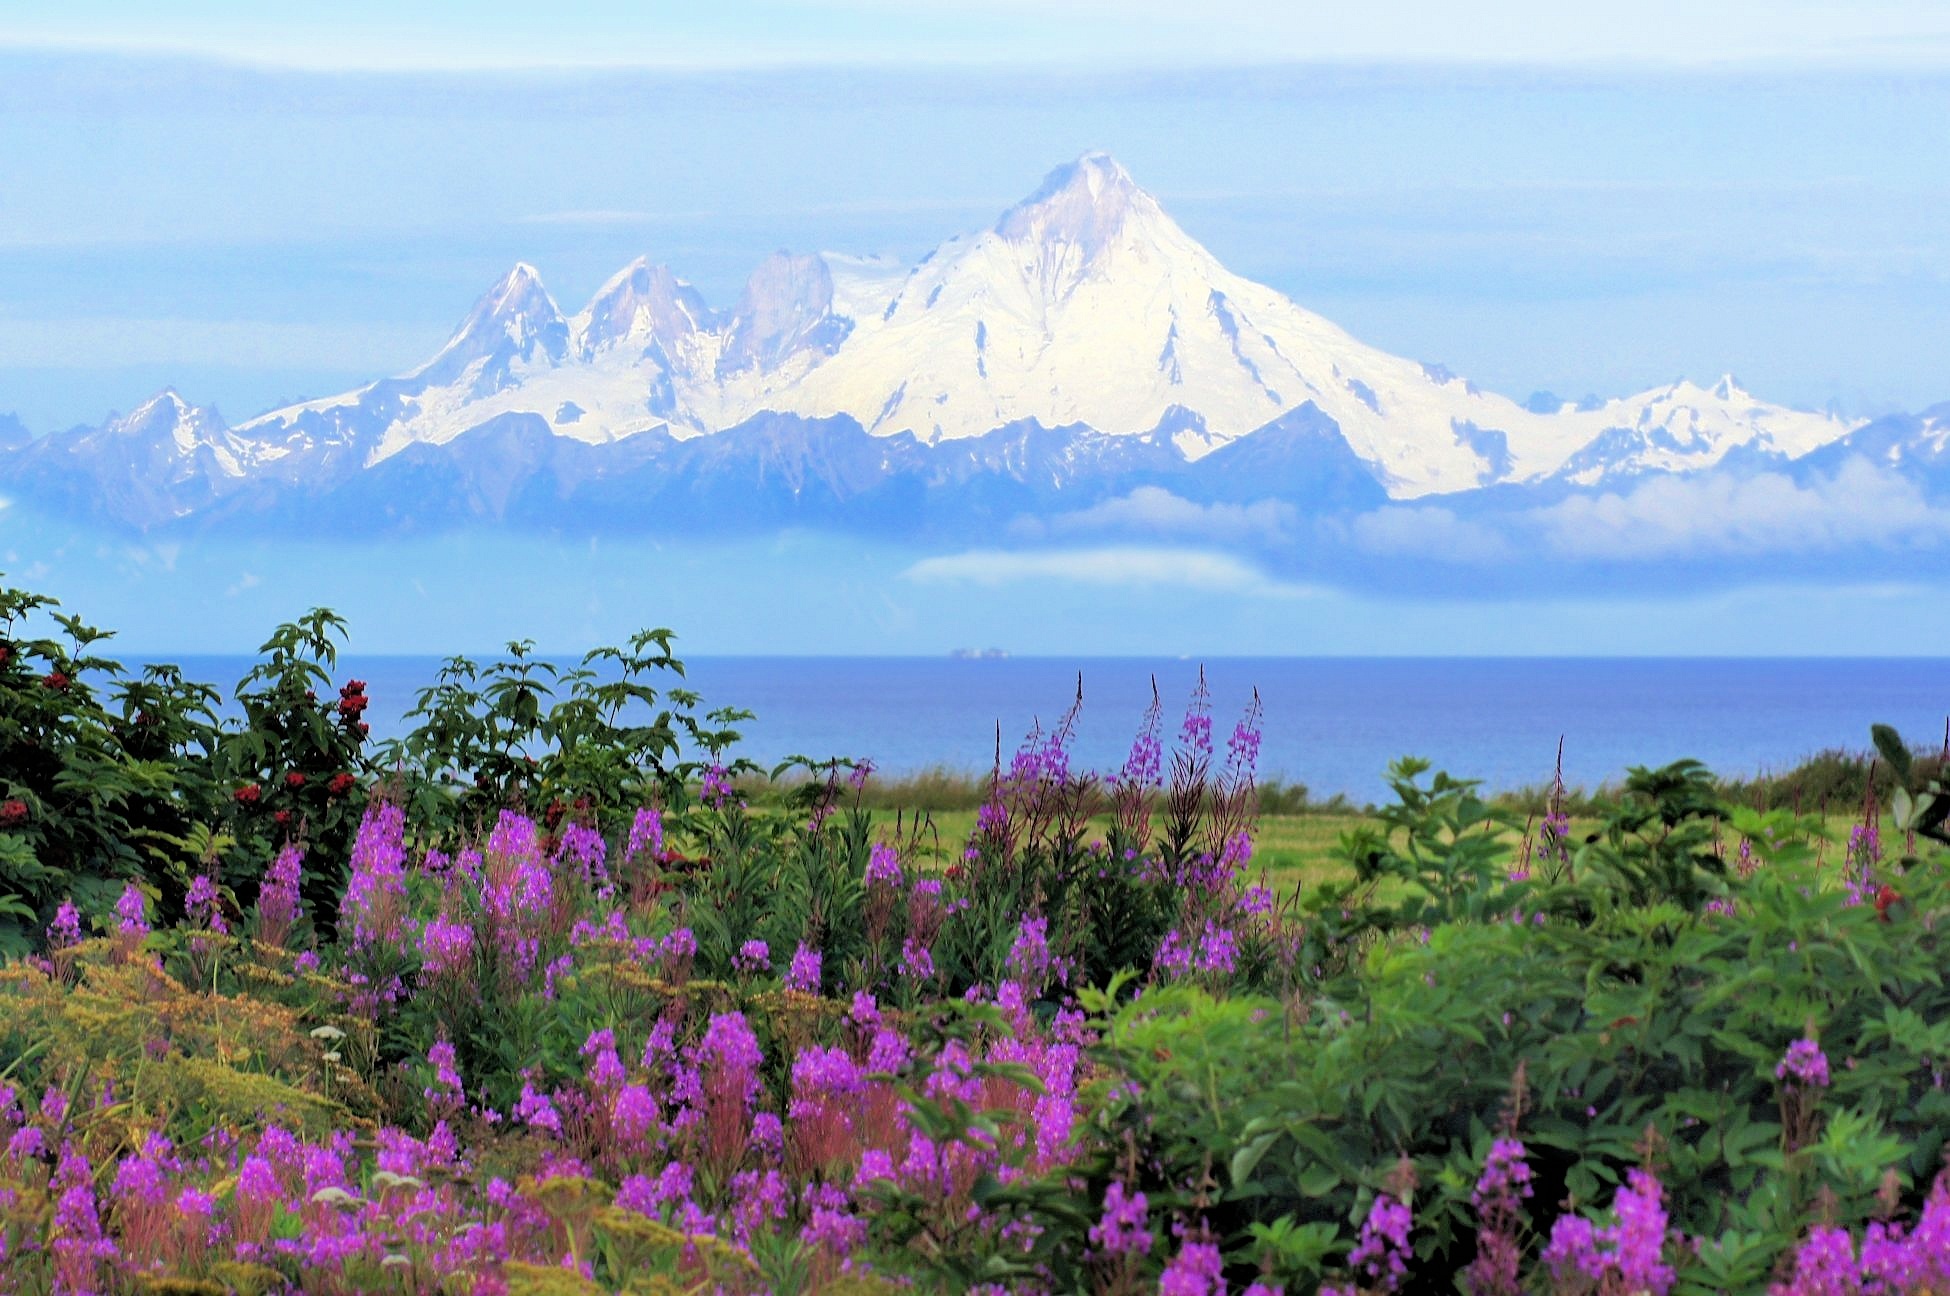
[867,1026,909,1073]
[555,822,609,891]
[1088,1180,1153,1257]
[1772,1226,1859,1296]
[612,1083,658,1143]
[48,899,82,948]
[255,844,303,947]
[1221,695,1263,790]
[786,942,822,994]
[514,1082,562,1134]
[1473,1139,1535,1210]
[1195,923,1239,974]
[899,937,935,981]
[975,797,1008,840]
[115,883,149,936]
[1349,1193,1414,1292]
[419,912,475,980]
[848,759,875,791]
[700,763,734,805]
[865,841,903,888]
[1466,1139,1533,1296]
[1543,1215,1604,1281]
[1119,694,1165,787]
[582,1028,626,1090]
[697,1012,764,1104]
[1778,1038,1832,1088]
[1546,1169,1674,1294]
[1008,914,1052,985]
[1155,928,1193,975]
[425,1040,464,1106]
[626,807,664,862]
[1178,680,1214,766]
[790,1045,864,1109]
[184,873,226,933]
[340,801,409,950]
[734,939,771,974]
[1160,1238,1225,1296]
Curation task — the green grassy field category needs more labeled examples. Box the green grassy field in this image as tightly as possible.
[871,807,1893,898]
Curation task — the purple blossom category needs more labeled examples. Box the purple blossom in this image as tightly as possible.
[255,844,303,945]
[47,899,81,948]
[865,841,903,888]
[184,873,226,933]
[1160,1238,1225,1296]
[626,806,665,862]
[786,942,822,994]
[1349,1193,1414,1292]
[1778,1037,1832,1088]
[340,801,409,950]
[612,1084,659,1143]
[1472,1139,1534,1211]
[1088,1180,1152,1257]
[419,912,475,980]
[514,1082,562,1134]
[581,1028,626,1089]
[115,882,149,937]
[898,937,935,981]
[555,822,609,891]
[734,939,771,974]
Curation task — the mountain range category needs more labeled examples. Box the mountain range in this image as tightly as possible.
[4,153,1945,539]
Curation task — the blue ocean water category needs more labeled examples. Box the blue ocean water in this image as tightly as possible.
[159,656,1950,803]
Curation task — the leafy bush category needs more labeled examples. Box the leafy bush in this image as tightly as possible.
[6,577,1950,1295]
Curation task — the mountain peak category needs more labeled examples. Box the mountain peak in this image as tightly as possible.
[124,387,196,427]
[577,257,711,357]
[719,252,850,376]
[994,152,1156,257]
[419,262,570,389]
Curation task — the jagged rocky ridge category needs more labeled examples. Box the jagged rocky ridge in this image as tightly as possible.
[4,153,1940,537]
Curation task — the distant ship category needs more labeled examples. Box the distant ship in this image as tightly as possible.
[949,648,1011,660]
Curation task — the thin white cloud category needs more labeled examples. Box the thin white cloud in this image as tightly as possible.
[1527,458,1950,559]
[1342,504,1514,562]
[1330,457,1950,566]
[1016,487,1298,546]
[903,546,1318,598]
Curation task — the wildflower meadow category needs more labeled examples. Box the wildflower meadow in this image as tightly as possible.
[3,576,1950,1295]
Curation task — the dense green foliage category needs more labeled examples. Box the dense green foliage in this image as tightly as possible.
[4,573,1950,1295]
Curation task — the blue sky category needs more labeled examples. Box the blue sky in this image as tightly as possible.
[6,4,1950,431]
[4,6,1950,654]
[9,1,1950,69]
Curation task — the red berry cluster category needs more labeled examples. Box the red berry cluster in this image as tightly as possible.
[337,680,371,739]
[328,772,357,796]
[0,642,11,666]
[234,784,262,805]
[0,799,27,827]
[42,670,70,692]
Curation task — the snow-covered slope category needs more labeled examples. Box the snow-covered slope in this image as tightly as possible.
[3,390,267,525]
[12,152,1871,530]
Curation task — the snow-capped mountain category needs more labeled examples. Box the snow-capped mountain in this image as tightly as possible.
[1796,402,1950,488]
[0,152,1897,534]
[4,390,267,524]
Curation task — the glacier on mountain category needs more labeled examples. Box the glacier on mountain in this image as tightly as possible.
[2,152,1929,537]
